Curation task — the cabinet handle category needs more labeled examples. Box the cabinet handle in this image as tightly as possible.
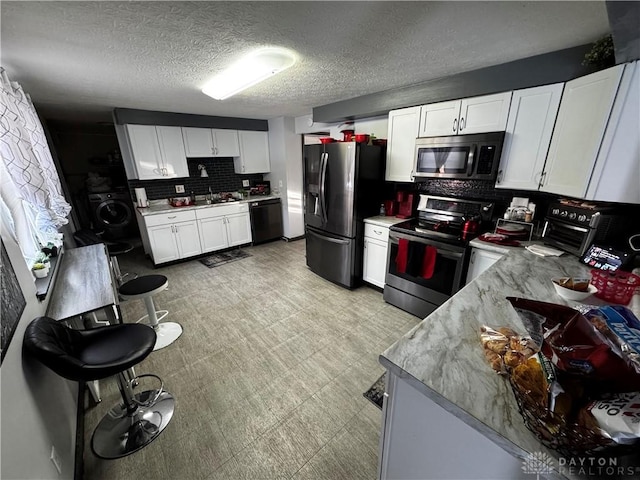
[410,169,415,182]
[459,117,465,131]
[168,215,177,219]
[214,146,218,155]
[373,229,382,235]
[496,170,503,184]
[540,171,547,187]
[453,118,457,133]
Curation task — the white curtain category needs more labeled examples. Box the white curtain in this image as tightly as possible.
[0,67,70,262]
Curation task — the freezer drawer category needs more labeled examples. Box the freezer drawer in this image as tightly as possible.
[305,227,357,288]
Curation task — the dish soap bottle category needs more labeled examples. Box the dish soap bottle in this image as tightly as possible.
[190,191,196,204]
[379,203,386,216]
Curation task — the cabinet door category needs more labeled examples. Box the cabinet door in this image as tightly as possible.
[363,238,388,288]
[156,126,189,177]
[541,64,624,198]
[385,107,420,182]
[212,129,240,157]
[174,220,202,258]
[496,84,563,190]
[226,213,252,247]
[465,248,504,284]
[182,127,214,157]
[126,125,163,180]
[148,224,179,264]
[197,217,228,253]
[586,61,640,204]
[236,131,270,173]
[418,100,461,137]
[459,92,512,134]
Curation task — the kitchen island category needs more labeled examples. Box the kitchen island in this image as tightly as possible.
[378,248,640,480]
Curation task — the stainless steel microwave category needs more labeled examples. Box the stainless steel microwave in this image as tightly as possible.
[413,131,505,180]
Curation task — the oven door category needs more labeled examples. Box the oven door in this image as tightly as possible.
[385,231,467,307]
[542,219,594,256]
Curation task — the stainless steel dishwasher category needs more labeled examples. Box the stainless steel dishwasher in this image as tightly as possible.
[249,198,283,244]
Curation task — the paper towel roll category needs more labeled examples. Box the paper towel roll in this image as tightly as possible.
[134,188,148,208]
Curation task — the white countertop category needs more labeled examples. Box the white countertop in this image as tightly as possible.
[364,215,410,227]
[137,195,280,216]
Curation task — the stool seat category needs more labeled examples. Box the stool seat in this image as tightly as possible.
[106,242,134,256]
[24,318,155,381]
[119,275,168,298]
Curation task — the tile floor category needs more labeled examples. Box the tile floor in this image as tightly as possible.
[83,239,419,480]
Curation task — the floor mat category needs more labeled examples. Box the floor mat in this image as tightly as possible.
[199,250,252,268]
[363,373,385,410]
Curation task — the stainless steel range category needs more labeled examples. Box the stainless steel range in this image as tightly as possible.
[384,195,494,318]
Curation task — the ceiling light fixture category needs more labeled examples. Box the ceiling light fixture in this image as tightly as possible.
[202,47,297,100]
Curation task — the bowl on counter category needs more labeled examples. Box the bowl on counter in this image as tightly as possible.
[551,277,597,301]
[354,134,370,143]
[319,137,335,144]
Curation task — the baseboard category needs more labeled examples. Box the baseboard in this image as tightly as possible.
[74,382,85,480]
[283,235,305,242]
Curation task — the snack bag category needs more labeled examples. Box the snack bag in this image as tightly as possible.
[587,392,640,445]
[480,325,538,375]
[507,298,640,392]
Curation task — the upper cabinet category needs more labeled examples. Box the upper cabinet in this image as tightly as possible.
[419,92,512,137]
[385,106,421,182]
[235,131,270,174]
[540,64,625,198]
[182,127,240,157]
[586,61,639,204]
[125,125,189,180]
[496,83,564,190]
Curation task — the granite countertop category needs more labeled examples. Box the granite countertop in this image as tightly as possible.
[137,195,280,216]
[364,215,410,228]
[380,248,640,478]
[469,237,539,255]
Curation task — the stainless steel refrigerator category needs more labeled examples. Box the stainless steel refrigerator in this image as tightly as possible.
[304,142,385,288]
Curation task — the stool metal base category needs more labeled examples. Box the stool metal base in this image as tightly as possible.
[91,389,175,459]
[153,322,183,351]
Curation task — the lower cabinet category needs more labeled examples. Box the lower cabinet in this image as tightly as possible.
[148,220,202,264]
[465,247,504,284]
[363,220,393,288]
[196,203,252,253]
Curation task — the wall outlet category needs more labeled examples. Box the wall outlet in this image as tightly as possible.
[242,180,250,187]
[50,445,62,475]
[175,185,185,193]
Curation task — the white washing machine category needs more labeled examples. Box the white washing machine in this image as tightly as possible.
[88,192,136,239]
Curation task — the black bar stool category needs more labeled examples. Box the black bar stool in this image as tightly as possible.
[23,316,175,459]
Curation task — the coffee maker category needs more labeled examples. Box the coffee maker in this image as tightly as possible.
[396,191,415,219]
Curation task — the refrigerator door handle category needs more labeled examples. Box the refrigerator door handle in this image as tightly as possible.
[319,152,328,224]
[307,228,350,245]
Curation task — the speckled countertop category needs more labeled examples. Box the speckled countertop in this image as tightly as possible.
[136,195,280,216]
[380,248,640,478]
[364,215,409,228]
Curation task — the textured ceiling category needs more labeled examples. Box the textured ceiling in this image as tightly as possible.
[1,1,610,122]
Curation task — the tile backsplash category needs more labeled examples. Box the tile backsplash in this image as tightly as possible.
[127,157,263,200]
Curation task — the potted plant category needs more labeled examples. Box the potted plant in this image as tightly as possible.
[32,262,48,278]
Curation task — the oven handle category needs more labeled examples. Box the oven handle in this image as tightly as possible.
[389,233,466,260]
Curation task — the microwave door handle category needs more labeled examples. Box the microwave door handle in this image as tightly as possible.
[466,144,477,176]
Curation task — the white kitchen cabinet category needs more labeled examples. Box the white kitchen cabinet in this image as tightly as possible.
[586,61,640,204]
[196,203,252,253]
[235,130,270,173]
[385,106,420,182]
[465,247,504,284]
[540,64,625,198]
[419,92,512,137]
[148,220,201,264]
[363,238,388,288]
[182,127,240,157]
[496,83,564,190]
[125,125,189,180]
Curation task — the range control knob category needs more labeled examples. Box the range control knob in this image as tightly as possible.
[569,212,577,220]
[560,210,568,217]
[578,214,588,223]
[552,208,560,215]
